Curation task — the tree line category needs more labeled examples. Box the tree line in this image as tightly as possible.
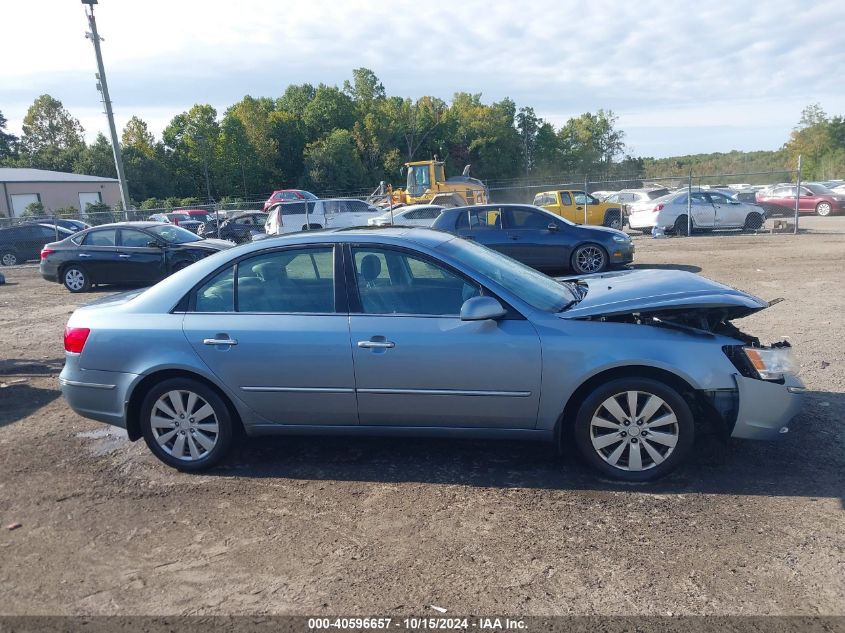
[0,69,635,208]
[0,68,840,209]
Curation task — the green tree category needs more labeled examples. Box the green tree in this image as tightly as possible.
[516,106,540,177]
[162,104,220,199]
[19,95,86,171]
[302,129,366,193]
[276,83,316,118]
[74,133,116,178]
[302,85,356,140]
[121,116,156,159]
[22,201,45,217]
[0,110,18,162]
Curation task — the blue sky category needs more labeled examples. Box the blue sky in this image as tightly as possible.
[2,0,844,158]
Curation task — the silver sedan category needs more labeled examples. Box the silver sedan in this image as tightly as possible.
[59,228,804,481]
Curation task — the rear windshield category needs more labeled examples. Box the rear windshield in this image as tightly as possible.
[647,189,671,199]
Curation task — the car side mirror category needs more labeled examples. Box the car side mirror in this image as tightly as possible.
[547,222,559,232]
[460,296,506,321]
[147,240,163,248]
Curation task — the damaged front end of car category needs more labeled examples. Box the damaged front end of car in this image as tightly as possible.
[556,269,805,440]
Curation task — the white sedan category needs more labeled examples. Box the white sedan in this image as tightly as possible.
[368,204,444,227]
[628,189,765,235]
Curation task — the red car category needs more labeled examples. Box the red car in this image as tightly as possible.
[262,189,318,212]
[756,183,845,217]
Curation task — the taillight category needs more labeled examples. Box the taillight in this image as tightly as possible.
[652,204,664,213]
[64,327,90,354]
[41,247,55,259]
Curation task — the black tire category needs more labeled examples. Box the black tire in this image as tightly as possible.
[743,212,764,230]
[640,228,653,235]
[62,265,91,293]
[816,202,832,217]
[301,223,322,231]
[140,377,235,472]
[0,250,18,266]
[602,210,623,230]
[571,243,608,274]
[673,215,691,236]
[572,377,695,482]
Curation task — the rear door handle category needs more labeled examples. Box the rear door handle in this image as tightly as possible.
[203,338,238,346]
[119,254,131,258]
[357,341,395,349]
[78,253,91,258]
[508,234,520,240]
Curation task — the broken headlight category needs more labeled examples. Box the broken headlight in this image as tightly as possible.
[742,345,797,381]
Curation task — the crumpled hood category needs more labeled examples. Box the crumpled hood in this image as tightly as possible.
[557,269,769,320]
[184,238,233,251]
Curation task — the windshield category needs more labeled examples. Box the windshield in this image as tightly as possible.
[148,224,202,244]
[407,165,431,196]
[805,183,833,195]
[438,238,577,312]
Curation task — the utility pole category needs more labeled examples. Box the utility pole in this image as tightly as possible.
[82,0,131,213]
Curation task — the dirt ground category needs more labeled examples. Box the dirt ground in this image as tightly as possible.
[0,218,843,617]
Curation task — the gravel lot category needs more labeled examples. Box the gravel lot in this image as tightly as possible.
[0,218,843,616]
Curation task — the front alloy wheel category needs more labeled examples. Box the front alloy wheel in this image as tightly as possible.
[816,202,832,217]
[571,244,607,274]
[573,378,694,481]
[140,377,234,471]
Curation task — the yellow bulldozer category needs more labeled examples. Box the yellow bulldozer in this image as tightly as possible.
[371,159,490,209]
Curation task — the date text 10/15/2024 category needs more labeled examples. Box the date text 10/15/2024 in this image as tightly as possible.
[307,617,527,630]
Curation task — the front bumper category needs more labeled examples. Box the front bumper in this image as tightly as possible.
[731,373,805,440]
[608,242,634,265]
[59,355,138,429]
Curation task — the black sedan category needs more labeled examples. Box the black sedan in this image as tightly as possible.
[199,212,267,244]
[40,222,233,292]
[431,204,634,274]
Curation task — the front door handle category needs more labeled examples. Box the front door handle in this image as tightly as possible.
[203,338,238,346]
[357,340,395,349]
[508,234,520,240]
[78,253,91,258]
[119,254,131,258]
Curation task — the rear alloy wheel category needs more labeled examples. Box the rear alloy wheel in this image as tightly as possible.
[673,215,691,236]
[63,266,90,293]
[603,211,623,230]
[571,244,607,274]
[1,251,18,266]
[140,377,234,471]
[743,212,764,230]
[816,202,832,217]
[573,378,694,481]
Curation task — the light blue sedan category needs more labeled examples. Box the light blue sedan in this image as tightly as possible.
[59,228,804,481]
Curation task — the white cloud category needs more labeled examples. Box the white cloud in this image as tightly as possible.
[2,0,844,157]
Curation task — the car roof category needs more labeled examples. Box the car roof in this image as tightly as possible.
[84,221,168,229]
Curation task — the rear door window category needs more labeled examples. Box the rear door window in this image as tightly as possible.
[83,229,117,246]
[455,208,503,230]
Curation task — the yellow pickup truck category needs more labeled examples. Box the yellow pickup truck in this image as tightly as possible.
[533,190,624,229]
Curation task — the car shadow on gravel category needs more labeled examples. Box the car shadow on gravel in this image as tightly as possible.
[210,391,843,504]
[0,383,61,428]
[0,358,64,376]
[632,263,702,273]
